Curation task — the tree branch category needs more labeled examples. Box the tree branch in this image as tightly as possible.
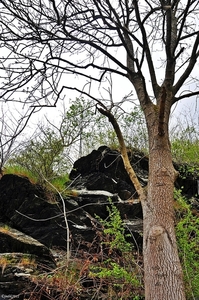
[173,32,199,97]
[174,0,191,50]
[133,0,160,98]
[158,87,167,136]
[97,106,145,202]
[173,90,199,103]
[164,7,177,85]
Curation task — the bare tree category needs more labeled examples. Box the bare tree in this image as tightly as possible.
[0,1,199,299]
[9,98,107,180]
[0,104,36,175]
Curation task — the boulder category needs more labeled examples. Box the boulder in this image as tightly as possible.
[70,145,148,187]
[0,174,68,248]
[0,223,55,297]
[0,223,55,267]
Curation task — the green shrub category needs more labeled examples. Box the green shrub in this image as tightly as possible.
[171,126,199,165]
[89,200,143,299]
[96,200,132,253]
[175,190,199,299]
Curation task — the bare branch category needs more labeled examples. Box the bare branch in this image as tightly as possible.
[173,32,199,97]
[164,7,177,86]
[97,105,145,201]
[133,0,160,98]
[174,90,199,102]
[158,87,167,136]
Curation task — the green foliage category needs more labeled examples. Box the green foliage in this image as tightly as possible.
[6,97,116,179]
[92,261,139,286]
[171,113,199,165]
[178,163,199,181]
[96,200,131,253]
[50,174,71,192]
[7,130,66,184]
[6,99,149,181]
[174,190,199,299]
[4,163,71,194]
[172,139,199,165]
[63,97,118,155]
[90,200,143,299]
[72,101,148,153]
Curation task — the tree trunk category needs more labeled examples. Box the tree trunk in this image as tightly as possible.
[142,127,186,300]
[97,90,186,299]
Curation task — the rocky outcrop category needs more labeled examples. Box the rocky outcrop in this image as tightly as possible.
[0,148,145,298]
[70,145,148,193]
[0,174,68,248]
[0,148,146,251]
[0,147,198,251]
[0,146,198,298]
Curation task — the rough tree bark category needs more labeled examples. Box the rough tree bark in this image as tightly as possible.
[142,99,186,299]
[98,88,186,299]
[143,135,185,299]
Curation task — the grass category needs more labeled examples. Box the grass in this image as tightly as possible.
[3,164,37,183]
[4,164,71,193]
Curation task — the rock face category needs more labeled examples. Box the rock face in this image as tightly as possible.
[70,145,148,196]
[0,146,198,298]
[0,147,147,252]
[0,146,146,298]
[0,146,198,251]
[0,174,68,248]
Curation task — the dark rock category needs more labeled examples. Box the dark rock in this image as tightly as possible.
[0,147,198,253]
[0,251,52,296]
[173,162,199,197]
[70,146,129,183]
[0,174,68,248]
[175,175,199,198]
[0,224,56,297]
[0,171,140,251]
[86,173,117,193]
[0,224,55,269]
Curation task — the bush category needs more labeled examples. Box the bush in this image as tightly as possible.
[89,200,144,299]
[174,189,199,299]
